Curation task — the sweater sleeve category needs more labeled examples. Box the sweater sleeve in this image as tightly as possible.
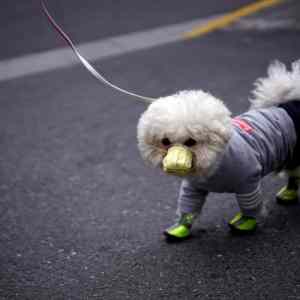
[177,178,209,214]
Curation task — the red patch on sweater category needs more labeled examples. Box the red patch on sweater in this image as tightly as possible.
[232,118,253,133]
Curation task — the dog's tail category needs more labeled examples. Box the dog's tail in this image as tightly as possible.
[250,59,300,109]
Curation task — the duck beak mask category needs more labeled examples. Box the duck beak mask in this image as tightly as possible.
[162,145,194,176]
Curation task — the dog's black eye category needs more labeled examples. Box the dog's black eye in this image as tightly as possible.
[184,138,197,147]
[161,137,171,146]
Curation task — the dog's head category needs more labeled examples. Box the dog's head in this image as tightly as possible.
[137,90,233,178]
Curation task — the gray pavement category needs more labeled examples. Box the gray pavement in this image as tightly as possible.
[1,0,254,59]
[1,1,300,299]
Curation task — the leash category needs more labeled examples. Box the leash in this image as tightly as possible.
[41,1,156,104]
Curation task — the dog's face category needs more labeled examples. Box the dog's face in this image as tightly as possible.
[137,90,233,178]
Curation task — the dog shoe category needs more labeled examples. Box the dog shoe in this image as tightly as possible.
[228,212,257,234]
[163,213,195,241]
[276,186,298,205]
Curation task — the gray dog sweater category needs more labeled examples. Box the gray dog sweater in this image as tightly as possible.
[178,107,297,217]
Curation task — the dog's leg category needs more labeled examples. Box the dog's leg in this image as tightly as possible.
[229,185,263,234]
[163,212,199,242]
[163,179,208,242]
[276,167,300,205]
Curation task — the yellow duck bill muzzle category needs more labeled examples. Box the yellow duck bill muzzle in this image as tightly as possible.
[162,145,193,176]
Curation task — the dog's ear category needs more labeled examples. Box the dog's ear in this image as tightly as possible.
[209,120,233,145]
[210,130,231,146]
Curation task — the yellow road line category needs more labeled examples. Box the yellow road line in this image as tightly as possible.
[184,0,285,39]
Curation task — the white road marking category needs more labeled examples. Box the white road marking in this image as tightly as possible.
[0,16,217,83]
[228,17,299,30]
[1,12,297,83]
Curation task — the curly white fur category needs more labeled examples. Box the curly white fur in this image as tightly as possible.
[250,59,300,109]
[137,90,233,177]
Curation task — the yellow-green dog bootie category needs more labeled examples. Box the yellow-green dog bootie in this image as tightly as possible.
[164,213,195,242]
[276,185,298,205]
[228,213,257,234]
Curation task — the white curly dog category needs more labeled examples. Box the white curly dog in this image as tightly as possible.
[41,2,300,241]
[137,60,300,240]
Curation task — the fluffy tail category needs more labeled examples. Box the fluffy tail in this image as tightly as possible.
[250,59,300,109]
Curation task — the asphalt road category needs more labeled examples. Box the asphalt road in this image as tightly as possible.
[1,1,300,299]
